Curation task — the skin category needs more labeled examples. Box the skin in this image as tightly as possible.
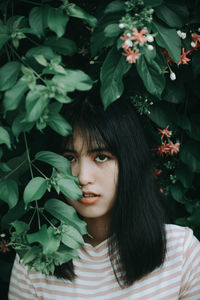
[63,128,119,246]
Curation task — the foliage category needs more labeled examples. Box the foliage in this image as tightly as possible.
[0,0,200,296]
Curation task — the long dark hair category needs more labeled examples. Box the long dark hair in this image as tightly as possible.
[54,96,167,288]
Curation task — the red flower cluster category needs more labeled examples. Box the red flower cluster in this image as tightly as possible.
[120,28,153,64]
[154,126,180,157]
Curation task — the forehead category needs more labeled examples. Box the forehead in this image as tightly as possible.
[65,127,107,152]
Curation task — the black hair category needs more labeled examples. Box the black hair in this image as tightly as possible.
[54,96,167,288]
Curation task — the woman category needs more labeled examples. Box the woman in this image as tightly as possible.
[9,97,200,299]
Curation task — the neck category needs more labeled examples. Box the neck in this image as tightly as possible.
[83,215,111,247]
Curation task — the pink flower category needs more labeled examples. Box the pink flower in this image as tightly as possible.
[123,48,140,63]
[158,126,172,140]
[131,28,147,44]
[178,48,191,65]
[167,141,180,155]
[0,240,10,253]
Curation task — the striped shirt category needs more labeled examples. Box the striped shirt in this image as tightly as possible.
[9,224,200,300]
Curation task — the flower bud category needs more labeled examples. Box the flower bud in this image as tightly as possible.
[147,45,154,51]
[170,72,176,80]
[181,32,186,39]
[146,35,154,42]
[119,23,125,29]
[191,41,196,48]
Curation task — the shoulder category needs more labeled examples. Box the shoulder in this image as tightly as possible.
[165,224,200,261]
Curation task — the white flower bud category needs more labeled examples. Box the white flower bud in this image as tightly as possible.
[127,33,131,38]
[191,41,196,48]
[198,27,200,32]
[125,39,133,48]
[170,72,176,81]
[119,23,125,29]
[177,30,182,37]
[147,45,154,51]
[146,35,154,42]
[181,32,186,39]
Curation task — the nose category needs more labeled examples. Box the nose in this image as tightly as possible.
[74,158,95,187]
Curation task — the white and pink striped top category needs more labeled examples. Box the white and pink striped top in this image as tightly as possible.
[9,225,200,300]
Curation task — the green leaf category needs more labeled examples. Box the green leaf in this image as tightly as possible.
[54,244,79,265]
[44,37,77,56]
[170,182,185,204]
[192,51,200,78]
[67,3,97,27]
[29,6,48,37]
[187,115,200,142]
[26,46,57,60]
[11,220,29,234]
[25,88,49,122]
[27,225,60,255]
[175,163,194,188]
[152,20,181,64]
[0,179,18,209]
[180,139,200,173]
[0,20,9,49]
[0,126,11,149]
[47,7,69,37]
[144,0,163,7]
[44,198,87,235]
[136,55,165,99]
[176,114,191,131]
[1,201,27,229]
[155,3,189,27]
[57,177,82,200]
[104,1,125,14]
[23,177,47,206]
[47,113,72,136]
[100,46,131,109]
[149,102,176,127]
[35,151,72,174]
[22,246,39,265]
[12,113,34,138]
[53,69,93,92]
[104,23,121,37]
[0,61,21,91]
[61,224,84,249]
[3,79,28,112]
[163,79,185,104]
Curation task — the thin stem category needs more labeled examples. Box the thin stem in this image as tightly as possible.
[28,208,37,226]
[41,212,57,229]
[19,0,41,5]
[24,133,41,229]
[32,163,48,179]
[1,160,27,181]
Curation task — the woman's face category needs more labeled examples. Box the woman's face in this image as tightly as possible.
[63,128,119,221]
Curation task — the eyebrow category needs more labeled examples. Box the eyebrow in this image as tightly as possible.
[64,147,111,154]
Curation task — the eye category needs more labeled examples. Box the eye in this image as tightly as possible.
[65,155,75,163]
[95,154,109,162]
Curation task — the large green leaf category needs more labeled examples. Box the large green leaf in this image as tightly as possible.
[163,79,185,104]
[0,61,21,91]
[35,151,72,174]
[44,37,77,56]
[11,220,29,234]
[155,3,189,27]
[29,6,48,37]
[47,7,69,37]
[175,163,194,189]
[0,126,11,149]
[12,113,34,138]
[149,102,176,127]
[1,201,27,229]
[144,0,163,6]
[152,20,181,64]
[104,1,125,14]
[44,199,87,235]
[136,55,165,99]
[26,46,57,60]
[23,177,47,206]
[25,88,49,122]
[27,224,60,255]
[180,139,200,173]
[170,182,185,204]
[187,115,200,142]
[100,46,131,109]
[53,69,93,92]
[47,113,72,136]
[3,79,28,112]
[0,179,18,209]
[57,177,82,201]
[61,224,84,249]
[104,23,121,37]
[67,3,97,27]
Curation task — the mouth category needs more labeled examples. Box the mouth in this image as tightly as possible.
[79,192,100,205]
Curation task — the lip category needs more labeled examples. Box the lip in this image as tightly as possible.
[79,192,100,205]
